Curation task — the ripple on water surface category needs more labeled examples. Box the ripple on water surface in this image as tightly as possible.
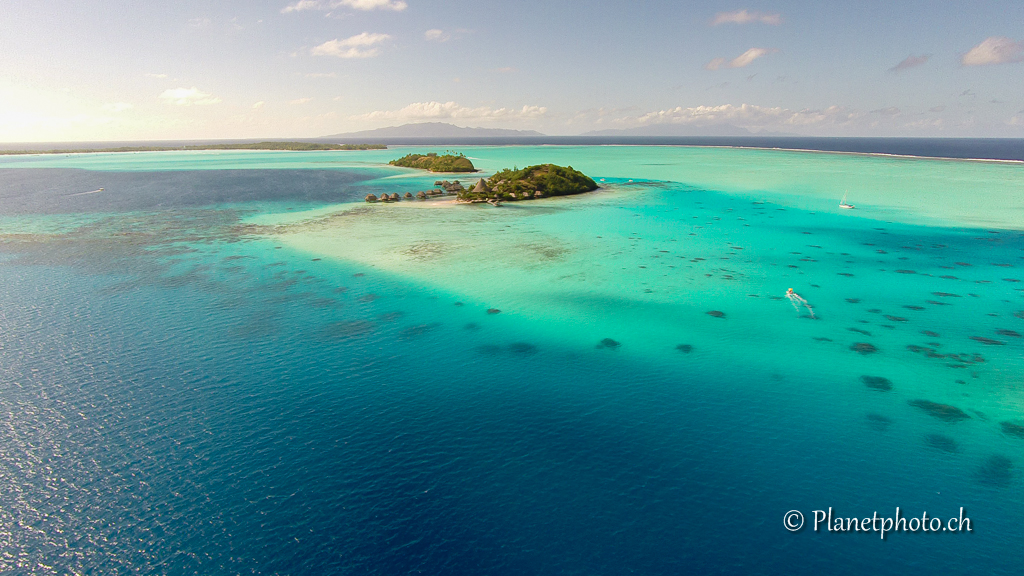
[2,151,1024,574]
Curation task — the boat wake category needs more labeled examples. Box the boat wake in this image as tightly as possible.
[67,188,105,197]
[786,288,816,319]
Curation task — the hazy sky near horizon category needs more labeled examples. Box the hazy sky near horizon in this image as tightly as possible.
[2,0,1024,141]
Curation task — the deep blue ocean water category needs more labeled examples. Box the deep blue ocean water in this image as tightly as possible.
[1,151,1022,575]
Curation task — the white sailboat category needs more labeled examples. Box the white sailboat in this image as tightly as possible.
[839,191,855,209]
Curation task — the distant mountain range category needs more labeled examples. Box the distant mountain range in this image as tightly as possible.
[323,122,795,140]
[325,122,544,139]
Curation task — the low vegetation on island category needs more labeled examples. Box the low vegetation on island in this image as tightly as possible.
[388,152,476,173]
[457,164,598,204]
[0,142,386,155]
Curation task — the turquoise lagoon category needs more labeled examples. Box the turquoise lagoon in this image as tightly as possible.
[0,146,1022,574]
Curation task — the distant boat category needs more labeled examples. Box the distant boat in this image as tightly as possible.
[839,191,855,209]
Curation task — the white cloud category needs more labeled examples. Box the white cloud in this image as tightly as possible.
[635,104,768,124]
[282,0,407,13]
[351,101,547,122]
[889,54,929,72]
[252,101,265,109]
[904,118,944,130]
[705,48,774,70]
[187,17,211,28]
[424,29,450,42]
[730,48,773,68]
[711,10,781,26]
[102,102,133,112]
[305,72,337,78]
[145,73,168,79]
[282,0,323,12]
[961,37,1024,66]
[340,0,407,10]
[290,97,313,104]
[311,33,390,58]
[704,58,727,71]
[159,87,222,106]
[629,103,859,129]
[604,103,965,134]
[565,106,641,126]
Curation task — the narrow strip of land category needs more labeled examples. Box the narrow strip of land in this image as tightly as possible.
[0,142,386,155]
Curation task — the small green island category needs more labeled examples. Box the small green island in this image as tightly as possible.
[389,153,477,173]
[0,142,386,155]
[366,163,599,205]
[457,164,598,204]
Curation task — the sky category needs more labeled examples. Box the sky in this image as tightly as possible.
[2,0,1024,141]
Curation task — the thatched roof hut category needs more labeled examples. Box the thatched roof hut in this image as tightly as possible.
[442,180,464,193]
[365,193,378,202]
